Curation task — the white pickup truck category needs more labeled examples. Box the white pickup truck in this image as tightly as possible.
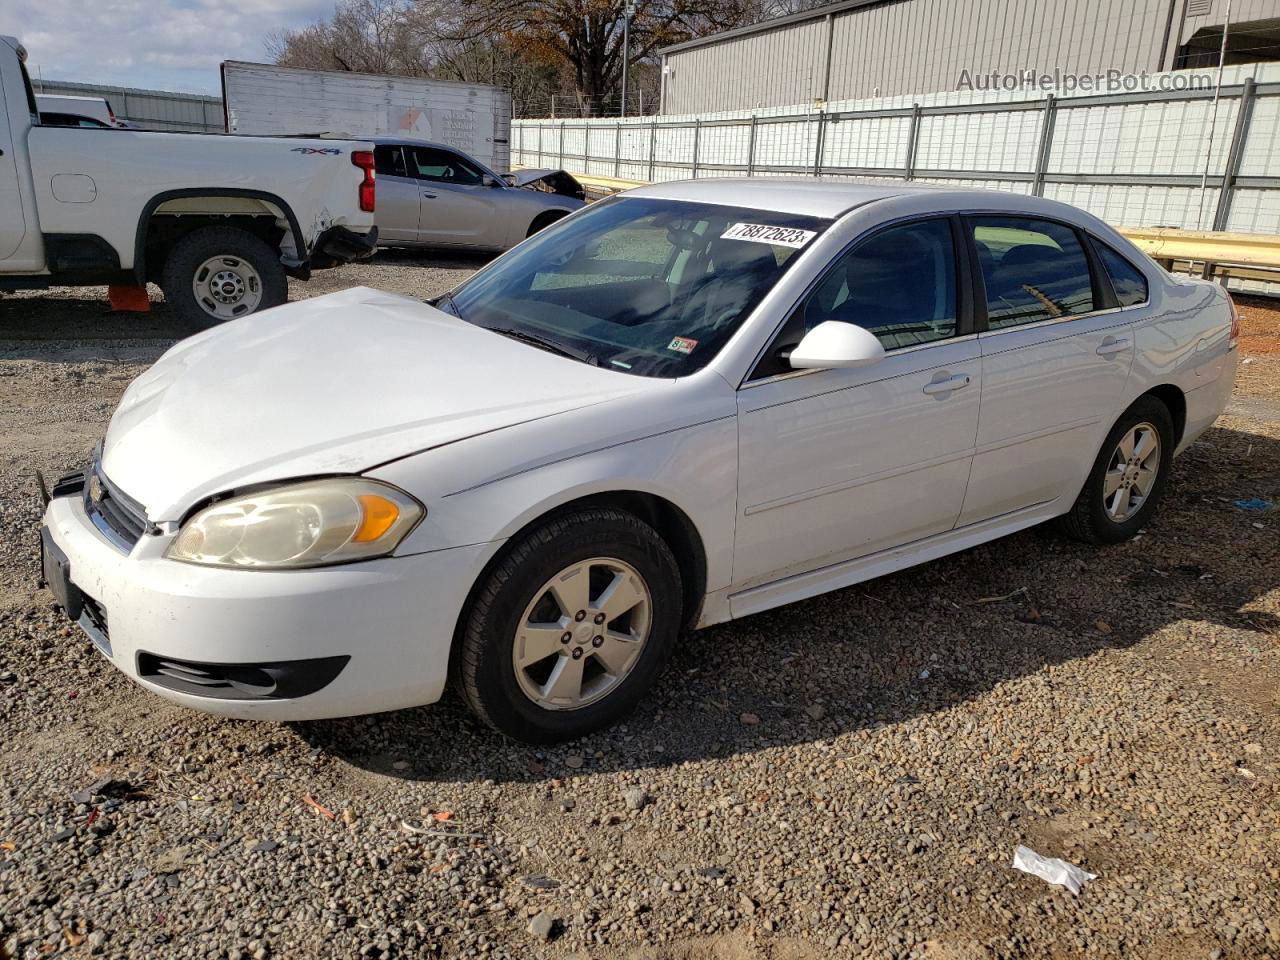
[0,36,378,325]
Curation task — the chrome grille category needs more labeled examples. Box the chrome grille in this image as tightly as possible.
[85,465,149,550]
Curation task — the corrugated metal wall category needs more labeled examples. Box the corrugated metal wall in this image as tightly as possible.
[824,0,1169,102]
[33,79,222,132]
[663,18,829,114]
[661,0,1280,115]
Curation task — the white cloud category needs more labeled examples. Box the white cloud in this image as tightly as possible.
[8,0,334,93]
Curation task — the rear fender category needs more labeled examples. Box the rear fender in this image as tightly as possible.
[134,188,306,283]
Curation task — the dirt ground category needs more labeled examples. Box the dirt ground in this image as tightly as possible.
[0,262,1277,960]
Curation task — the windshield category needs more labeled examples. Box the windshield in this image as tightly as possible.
[446,197,829,377]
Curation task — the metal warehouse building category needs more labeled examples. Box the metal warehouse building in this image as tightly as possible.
[658,0,1280,115]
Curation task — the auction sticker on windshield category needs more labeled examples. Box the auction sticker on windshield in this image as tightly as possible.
[721,223,817,248]
[667,336,698,354]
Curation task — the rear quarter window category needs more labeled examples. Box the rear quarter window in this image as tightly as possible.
[1095,242,1150,307]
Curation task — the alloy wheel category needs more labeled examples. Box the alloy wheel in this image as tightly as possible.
[512,557,652,710]
[1104,421,1161,522]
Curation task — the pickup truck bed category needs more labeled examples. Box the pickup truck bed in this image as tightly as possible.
[1,35,378,326]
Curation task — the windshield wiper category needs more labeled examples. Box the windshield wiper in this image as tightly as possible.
[430,291,461,318]
[489,327,601,366]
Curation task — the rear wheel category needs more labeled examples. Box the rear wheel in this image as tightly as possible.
[457,508,682,742]
[1057,395,1175,544]
[161,226,287,328]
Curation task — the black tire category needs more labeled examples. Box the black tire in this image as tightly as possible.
[526,211,568,238]
[1057,395,1176,545]
[458,508,683,743]
[160,226,287,328]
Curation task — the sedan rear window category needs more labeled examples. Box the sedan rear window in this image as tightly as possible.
[447,197,829,377]
[971,217,1094,329]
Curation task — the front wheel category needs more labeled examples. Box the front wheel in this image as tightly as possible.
[1057,395,1176,544]
[526,211,568,238]
[457,508,683,742]
[161,226,288,328]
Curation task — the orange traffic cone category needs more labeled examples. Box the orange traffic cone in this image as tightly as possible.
[107,284,151,313]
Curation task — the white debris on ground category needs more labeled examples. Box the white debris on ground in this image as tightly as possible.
[1011,845,1097,896]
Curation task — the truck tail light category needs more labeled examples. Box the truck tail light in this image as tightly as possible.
[1227,291,1240,347]
[352,151,375,212]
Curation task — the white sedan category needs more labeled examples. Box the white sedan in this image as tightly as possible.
[39,180,1239,742]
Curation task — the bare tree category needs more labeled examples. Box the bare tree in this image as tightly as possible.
[760,0,831,17]
[435,0,764,115]
[266,0,429,75]
[268,0,769,117]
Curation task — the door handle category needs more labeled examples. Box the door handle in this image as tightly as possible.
[1096,336,1130,357]
[421,192,437,199]
[922,374,971,396]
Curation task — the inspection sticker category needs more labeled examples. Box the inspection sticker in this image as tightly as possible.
[721,222,817,248]
[667,336,699,354]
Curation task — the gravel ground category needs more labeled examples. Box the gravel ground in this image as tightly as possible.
[0,260,1277,960]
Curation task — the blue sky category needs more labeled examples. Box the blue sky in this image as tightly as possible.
[10,0,334,94]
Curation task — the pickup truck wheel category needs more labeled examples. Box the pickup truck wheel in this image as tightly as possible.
[162,226,287,327]
[457,508,683,743]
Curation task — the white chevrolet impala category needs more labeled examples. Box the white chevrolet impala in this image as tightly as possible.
[40,180,1239,742]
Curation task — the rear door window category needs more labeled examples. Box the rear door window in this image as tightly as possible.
[1095,242,1150,307]
[970,217,1095,329]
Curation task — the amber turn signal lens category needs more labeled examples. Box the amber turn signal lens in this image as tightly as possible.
[352,494,401,542]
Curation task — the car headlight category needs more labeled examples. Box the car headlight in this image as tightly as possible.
[166,478,423,569]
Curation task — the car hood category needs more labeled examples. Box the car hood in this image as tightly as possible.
[504,168,587,200]
[102,287,660,521]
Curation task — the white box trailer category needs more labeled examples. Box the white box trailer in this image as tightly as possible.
[221,61,512,172]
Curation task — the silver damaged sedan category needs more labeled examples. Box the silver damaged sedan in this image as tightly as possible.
[373,138,585,252]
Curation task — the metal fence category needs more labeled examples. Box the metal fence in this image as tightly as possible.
[513,67,1280,247]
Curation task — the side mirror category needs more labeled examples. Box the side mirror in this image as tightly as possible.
[788,320,886,370]
[481,174,501,188]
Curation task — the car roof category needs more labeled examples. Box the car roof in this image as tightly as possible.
[621,177,1082,221]
[371,137,466,152]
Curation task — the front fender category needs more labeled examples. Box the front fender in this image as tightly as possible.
[369,413,739,596]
